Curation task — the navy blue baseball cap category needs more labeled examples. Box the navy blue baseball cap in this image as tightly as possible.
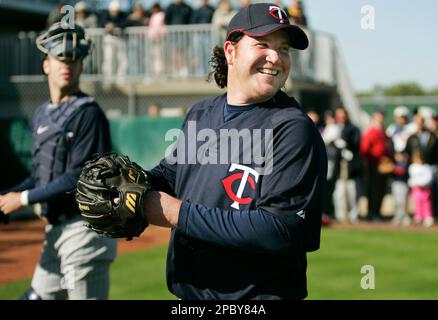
[226,3,309,50]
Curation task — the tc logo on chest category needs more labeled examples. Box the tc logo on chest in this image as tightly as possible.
[221,164,260,210]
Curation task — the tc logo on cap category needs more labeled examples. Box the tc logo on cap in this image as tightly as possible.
[268,6,288,24]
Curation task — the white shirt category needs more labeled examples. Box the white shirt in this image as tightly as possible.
[408,163,433,188]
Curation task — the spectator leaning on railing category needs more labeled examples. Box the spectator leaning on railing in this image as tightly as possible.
[165,0,193,25]
[46,1,66,27]
[126,2,150,76]
[165,0,193,77]
[190,0,216,76]
[126,2,150,26]
[74,1,98,29]
[212,0,237,44]
[100,0,128,81]
[190,0,215,24]
[148,3,167,79]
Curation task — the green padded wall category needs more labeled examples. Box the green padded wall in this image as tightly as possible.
[109,116,184,170]
[0,116,184,191]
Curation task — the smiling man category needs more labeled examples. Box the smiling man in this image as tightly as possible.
[76,3,327,300]
[0,22,116,300]
[141,3,327,300]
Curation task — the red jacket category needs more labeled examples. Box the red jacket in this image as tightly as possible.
[360,125,390,163]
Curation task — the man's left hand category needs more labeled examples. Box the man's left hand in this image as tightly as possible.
[0,192,23,214]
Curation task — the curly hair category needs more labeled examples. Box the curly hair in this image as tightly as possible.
[207,34,243,89]
[208,46,228,89]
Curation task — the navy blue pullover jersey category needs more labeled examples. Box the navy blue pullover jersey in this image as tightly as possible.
[148,90,327,300]
[6,93,111,211]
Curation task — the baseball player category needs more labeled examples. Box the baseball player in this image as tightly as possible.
[0,22,117,300]
[76,3,327,300]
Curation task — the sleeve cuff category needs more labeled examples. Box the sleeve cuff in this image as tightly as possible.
[20,190,29,206]
[177,200,191,235]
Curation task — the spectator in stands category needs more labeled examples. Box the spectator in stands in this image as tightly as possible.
[165,0,193,77]
[148,103,161,117]
[321,110,340,222]
[429,113,438,135]
[46,2,66,27]
[308,108,332,227]
[408,151,434,227]
[148,3,167,79]
[74,1,98,28]
[386,106,411,226]
[307,110,323,133]
[191,0,216,76]
[126,2,150,76]
[101,0,128,81]
[386,106,414,153]
[73,1,99,74]
[165,0,193,25]
[405,114,438,166]
[212,0,236,44]
[191,0,215,24]
[332,107,362,223]
[406,107,419,134]
[127,2,150,26]
[288,0,307,27]
[360,109,391,222]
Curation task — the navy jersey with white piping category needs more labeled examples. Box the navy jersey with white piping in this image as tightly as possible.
[7,93,111,219]
[148,90,327,299]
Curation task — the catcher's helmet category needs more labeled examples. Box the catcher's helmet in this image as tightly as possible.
[36,22,91,61]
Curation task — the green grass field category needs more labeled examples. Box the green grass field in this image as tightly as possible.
[1,228,438,300]
[307,228,438,299]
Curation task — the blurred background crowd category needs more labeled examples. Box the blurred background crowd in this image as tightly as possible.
[43,0,307,80]
[309,105,438,228]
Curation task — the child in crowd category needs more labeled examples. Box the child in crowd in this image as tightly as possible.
[391,152,410,226]
[408,151,434,227]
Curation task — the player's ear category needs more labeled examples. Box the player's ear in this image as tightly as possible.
[42,57,50,76]
[224,41,236,66]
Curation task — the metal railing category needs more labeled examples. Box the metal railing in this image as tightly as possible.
[84,24,222,81]
[1,24,339,85]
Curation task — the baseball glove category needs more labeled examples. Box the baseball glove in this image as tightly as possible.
[75,153,151,240]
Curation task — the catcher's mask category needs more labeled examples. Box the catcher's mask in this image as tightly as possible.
[36,22,91,61]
